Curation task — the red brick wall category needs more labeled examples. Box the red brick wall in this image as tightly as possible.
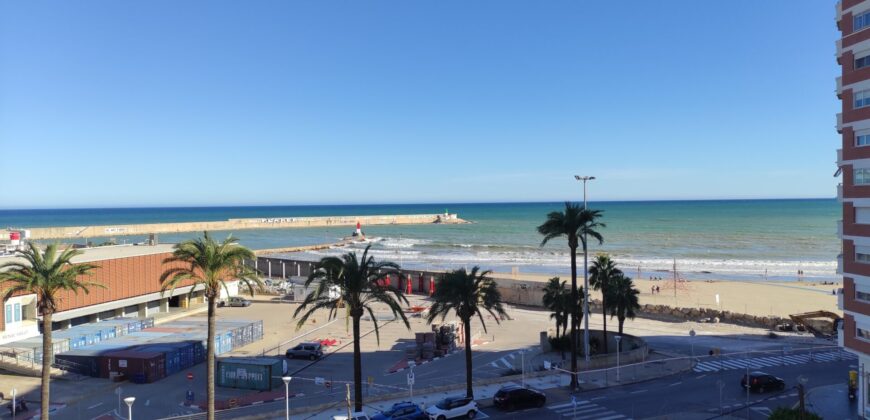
[845,314,870,354]
[845,277,870,316]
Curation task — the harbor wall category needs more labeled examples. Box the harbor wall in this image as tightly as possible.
[27,213,465,240]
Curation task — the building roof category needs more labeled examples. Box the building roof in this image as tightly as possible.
[0,243,176,266]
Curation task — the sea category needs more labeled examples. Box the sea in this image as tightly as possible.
[0,199,840,283]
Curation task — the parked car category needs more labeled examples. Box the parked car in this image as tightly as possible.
[285,342,324,360]
[493,385,546,410]
[371,402,427,420]
[332,412,370,420]
[425,396,477,420]
[741,371,786,392]
[222,296,251,307]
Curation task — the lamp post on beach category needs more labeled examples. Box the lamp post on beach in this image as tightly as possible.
[575,175,595,366]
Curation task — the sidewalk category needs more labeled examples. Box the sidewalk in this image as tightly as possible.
[805,383,858,419]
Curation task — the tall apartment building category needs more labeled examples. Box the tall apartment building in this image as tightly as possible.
[838,1,870,417]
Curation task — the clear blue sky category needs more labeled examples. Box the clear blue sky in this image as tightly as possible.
[0,1,841,208]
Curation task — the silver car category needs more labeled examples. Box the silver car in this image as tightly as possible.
[285,342,323,360]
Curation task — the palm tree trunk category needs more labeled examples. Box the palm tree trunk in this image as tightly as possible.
[41,311,52,419]
[352,314,363,412]
[601,283,608,354]
[207,297,216,420]
[463,319,474,398]
[618,316,625,335]
[569,243,578,390]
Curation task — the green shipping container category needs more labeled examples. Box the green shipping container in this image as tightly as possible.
[216,357,286,391]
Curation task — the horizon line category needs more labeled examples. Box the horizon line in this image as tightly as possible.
[0,197,836,212]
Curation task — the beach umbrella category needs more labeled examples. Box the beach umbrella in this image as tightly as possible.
[386,274,391,287]
[418,274,424,293]
[406,274,412,294]
[429,275,435,296]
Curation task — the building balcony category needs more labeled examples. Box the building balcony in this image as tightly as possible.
[838,112,844,133]
[838,287,845,310]
[839,183,844,202]
[839,219,844,238]
[837,76,843,97]
[839,253,844,274]
[837,1,843,22]
[837,39,843,60]
[838,315,845,348]
[838,148,843,166]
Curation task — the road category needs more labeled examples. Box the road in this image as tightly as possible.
[481,356,857,419]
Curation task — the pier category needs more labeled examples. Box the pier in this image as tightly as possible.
[26,213,467,240]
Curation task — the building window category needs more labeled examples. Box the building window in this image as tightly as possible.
[855,168,870,185]
[856,90,870,109]
[4,304,10,326]
[857,10,870,32]
[858,289,870,302]
[858,130,870,146]
[13,303,21,322]
[859,326,870,341]
[857,54,870,70]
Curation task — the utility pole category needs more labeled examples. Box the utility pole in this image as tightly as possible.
[574,175,595,368]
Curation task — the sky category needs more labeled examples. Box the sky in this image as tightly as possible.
[0,1,842,209]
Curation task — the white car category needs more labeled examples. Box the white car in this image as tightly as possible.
[426,396,478,420]
[332,412,370,420]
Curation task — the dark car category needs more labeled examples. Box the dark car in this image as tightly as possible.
[493,385,546,410]
[285,342,323,360]
[741,371,786,392]
[371,402,427,420]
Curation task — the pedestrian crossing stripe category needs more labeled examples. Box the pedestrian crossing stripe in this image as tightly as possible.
[547,401,630,419]
[693,351,856,372]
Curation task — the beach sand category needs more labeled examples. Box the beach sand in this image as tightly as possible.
[487,270,840,319]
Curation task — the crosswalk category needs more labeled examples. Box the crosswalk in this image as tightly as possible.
[693,351,856,373]
[489,350,522,369]
[546,401,630,420]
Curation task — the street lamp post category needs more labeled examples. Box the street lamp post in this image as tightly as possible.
[798,375,809,420]
[282,376,292,420]
[574,175,595,367]
[11,388,16,419]
[123,396,135,420]
[615,335,622,383]
[689,329,696,360]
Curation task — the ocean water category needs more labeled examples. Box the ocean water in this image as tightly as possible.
[0,199,839,282]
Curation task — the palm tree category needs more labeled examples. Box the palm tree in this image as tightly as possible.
[588,254,622,353]
[294,245,409,412]
[537,202,604,388]
[427,267,506,399]
[606,274,640,335]
[542,277,567,337]
[0,243,101,419]
[160,232,262,420]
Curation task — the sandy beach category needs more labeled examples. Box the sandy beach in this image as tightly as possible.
[487,270,840,319]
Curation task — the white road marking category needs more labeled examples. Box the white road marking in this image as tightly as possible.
[630,389,647,394]
[669,381,682,387]
[87,403,103,410]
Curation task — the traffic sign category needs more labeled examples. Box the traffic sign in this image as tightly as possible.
[228,398,238,408]
[407,372,415,386]
[315,377,325,385]
[571,395,576,406]
[326,381,332,389]
[367,376,374,385]
[187,372,194,381]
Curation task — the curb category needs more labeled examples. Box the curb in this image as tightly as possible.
[388,349,462,374]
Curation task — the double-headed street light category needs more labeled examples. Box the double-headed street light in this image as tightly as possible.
[575,175,595,366]
[283,376,293,420]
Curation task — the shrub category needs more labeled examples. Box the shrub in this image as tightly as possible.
[767,407,822,420]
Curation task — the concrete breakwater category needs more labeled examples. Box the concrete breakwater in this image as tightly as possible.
[27,213,467,240]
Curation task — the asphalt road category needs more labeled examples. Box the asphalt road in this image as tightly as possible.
[480,357,857,419]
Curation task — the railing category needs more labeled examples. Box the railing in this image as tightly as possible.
[838,287,845,311]
[837,39,843,59]
[837,1,843,22]
[837,76,843,96]
[838,112,844,132]
[838,219,844,238]
[839,183,844,202]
